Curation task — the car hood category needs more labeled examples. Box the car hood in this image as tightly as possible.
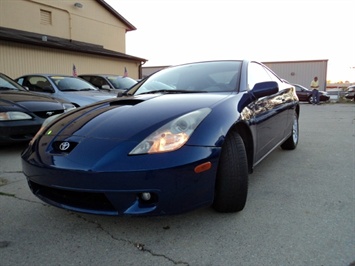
[63,90,115,99]
[45,93,232,141]
[0,90,65,112]
[58,90,116,106]
[30,93,240,171]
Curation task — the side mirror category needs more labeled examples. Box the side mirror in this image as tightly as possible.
[250,81,279,100]
[238,81,279,112]
[101,85,112,91]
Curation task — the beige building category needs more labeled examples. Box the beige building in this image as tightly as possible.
[263,59,328,91]
[0,0,147,79]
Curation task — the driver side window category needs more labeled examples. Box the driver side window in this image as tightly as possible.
[248,62,274,90]
[26,76,50,92]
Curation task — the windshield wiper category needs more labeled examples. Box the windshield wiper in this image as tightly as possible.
[60,89,78,91]
[79,88,96,91]
[137,89,205,95]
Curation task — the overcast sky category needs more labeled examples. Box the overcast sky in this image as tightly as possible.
[106,0,355,82]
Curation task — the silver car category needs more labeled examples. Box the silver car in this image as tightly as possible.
[344,85,355,101]
[15,74,116,107]
[79,74,137,94]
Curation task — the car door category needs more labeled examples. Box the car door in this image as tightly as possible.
[294,85,310,101]
[247,62,291,164]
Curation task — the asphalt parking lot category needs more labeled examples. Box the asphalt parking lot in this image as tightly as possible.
[0,103,354,266]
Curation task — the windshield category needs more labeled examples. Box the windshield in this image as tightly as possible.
[130,61,242,95]
[50,76,98,91]
[0,74,26,91]
[107,76,137,90]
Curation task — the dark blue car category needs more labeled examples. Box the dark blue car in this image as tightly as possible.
[22,60,300,216]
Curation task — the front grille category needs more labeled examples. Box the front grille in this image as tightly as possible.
[29,181,116,212]
[34,110,64,119]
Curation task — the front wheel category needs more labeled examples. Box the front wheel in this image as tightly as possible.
[281,112,299,150]
[213,131,248,213]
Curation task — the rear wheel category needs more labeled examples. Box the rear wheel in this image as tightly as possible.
[281,112,299,150]
[213,131,248,212]
[308,96,313,104]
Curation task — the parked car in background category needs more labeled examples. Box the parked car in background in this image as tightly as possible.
[79,74,137,94]
[22,60,300,216]
[344,85,355,101]
[0,73,75,145]
[293,84,330,104]
[15,74,116,107]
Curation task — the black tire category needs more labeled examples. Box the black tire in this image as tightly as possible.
[281,112,299,150]
[213,131,248,213]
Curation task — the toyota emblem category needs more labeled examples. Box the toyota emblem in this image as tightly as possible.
[59,141,70,151]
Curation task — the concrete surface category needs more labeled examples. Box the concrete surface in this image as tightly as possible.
[0,103,354,266]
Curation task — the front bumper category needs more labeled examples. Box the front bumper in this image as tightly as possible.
[22,146,221,216]
[0,121,41,144]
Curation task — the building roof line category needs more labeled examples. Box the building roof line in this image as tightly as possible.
[0,27,147,63]
[263,59,329,64]
[96,0,136,31]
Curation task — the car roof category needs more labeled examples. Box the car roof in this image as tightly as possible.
[293,84,309,89]
[79,74,126,78]
[18,74,80,77]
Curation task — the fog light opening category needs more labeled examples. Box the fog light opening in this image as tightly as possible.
[140,192,151,201]
[138,192,158,205]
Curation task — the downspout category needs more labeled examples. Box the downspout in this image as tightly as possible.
[25,0,73,40]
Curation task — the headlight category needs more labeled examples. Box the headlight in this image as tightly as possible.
[0,111,32,121]
[130,108,211,154]
[63,103,76,112]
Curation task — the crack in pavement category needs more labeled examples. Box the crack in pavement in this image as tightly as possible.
[0,187,189,265]
[0,171,23,175]
[0,187,48,206]
[0,170,190,265]
[0,174,43,204]
[0,192,48,206]
[75,213,190,265]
